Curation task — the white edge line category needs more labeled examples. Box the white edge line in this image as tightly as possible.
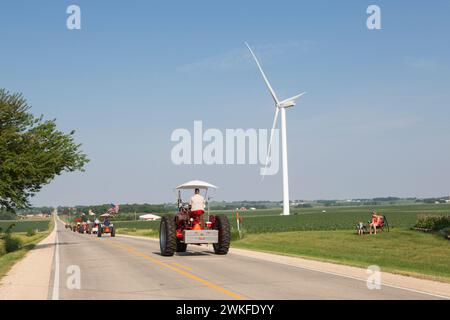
[51,216,60,300]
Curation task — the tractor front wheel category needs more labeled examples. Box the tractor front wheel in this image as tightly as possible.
[213,215,231,255]
[160,215,177,256]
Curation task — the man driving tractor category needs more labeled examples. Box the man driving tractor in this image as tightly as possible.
[189,188,205,215]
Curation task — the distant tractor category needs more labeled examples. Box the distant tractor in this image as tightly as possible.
[97,215,115,237]
[91,219,100,234]
[159,180,230,256]
[79,222,91,234]
[73,222,81,233]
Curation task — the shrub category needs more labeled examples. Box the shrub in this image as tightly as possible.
[439,227,450,240]
[230,227,244,241]
[0,211,17,220]
[26,228,36,237]
[415,215,450,231]
[4,234,22,253]
[0,240,5,255]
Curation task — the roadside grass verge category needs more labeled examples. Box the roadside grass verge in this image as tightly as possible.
[232,229,450,283]
[0,218,54,280]
[116,228,159,238]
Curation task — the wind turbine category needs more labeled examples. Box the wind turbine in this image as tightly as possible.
[245,42,306,216]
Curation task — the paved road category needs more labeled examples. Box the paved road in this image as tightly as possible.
[49,219,441,300]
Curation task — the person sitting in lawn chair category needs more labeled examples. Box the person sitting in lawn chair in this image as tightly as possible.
[369,210,383,235]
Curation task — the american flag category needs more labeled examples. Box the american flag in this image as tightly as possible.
[106,203,120,214]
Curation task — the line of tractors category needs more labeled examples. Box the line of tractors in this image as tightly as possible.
[63,180,231,257]
[65,218,115,237]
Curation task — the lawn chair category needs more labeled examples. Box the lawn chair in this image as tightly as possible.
[380,215,390,232]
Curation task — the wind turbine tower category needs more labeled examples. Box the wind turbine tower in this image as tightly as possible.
[246,43,306,216]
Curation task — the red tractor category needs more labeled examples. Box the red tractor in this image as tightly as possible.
[80,221,92,234]
[73,219,82,233]
[97,215,115,237]
[91,219,100,235]
[159,180,230,256]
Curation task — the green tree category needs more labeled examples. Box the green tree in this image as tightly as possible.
[0,89,89,210]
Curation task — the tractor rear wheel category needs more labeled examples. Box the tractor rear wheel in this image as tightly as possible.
[213,215,230,255]
[176,239,187,253]
[111,227,115,237]
[160,215,177,256]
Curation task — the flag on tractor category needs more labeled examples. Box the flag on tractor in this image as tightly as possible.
[107,203,120,214]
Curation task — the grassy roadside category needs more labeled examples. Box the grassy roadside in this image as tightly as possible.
[116,228,159,238]
[0,217,54,280]
[232,229,450,283]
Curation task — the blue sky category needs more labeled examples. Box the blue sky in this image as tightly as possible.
[1,1,449,206]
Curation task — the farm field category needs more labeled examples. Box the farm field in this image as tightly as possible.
[215,203,450,217]
[111,203,450,234]
[0,220,51,233]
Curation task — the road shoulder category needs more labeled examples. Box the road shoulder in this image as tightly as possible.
[0,217,57,300]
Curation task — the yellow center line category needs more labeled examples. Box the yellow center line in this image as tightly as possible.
[95,238,245,300]
[171,262,193,271]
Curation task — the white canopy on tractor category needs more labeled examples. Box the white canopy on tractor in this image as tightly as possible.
[175,180,218,217]
[176,180,218,190]
[139,213,161,221]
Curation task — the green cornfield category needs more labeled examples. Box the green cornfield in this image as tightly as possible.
[0,220,50,233]
[114,220,160,230]
[114,203,450,234]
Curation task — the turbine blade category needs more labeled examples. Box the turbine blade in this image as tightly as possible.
[279,92,307,105]
[262,107,280,178]
[245,42,279,104]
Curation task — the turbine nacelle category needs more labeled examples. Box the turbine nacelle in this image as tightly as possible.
[278,100,295,108]
[277,92,307,109]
